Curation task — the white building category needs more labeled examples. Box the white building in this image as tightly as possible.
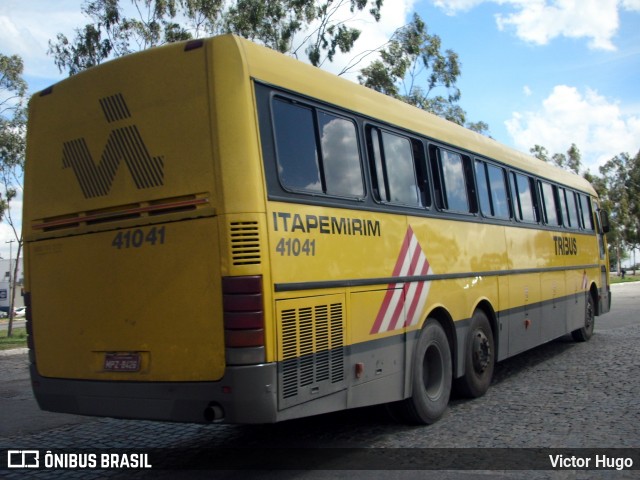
[0,257,24,312]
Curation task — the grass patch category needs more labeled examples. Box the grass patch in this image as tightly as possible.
[610,274,640,284]
[0,327,27,350]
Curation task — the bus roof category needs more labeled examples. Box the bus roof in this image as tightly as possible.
[223,35,596,197]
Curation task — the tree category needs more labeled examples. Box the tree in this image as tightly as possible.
[598,151,640,274]
[0,53,27,338]
[357,13,488,134]
[49,0,384,75]
[48,0,197,75]
[529,143,582,174]
[529,144,550,163]
[225,0,383,67]
[0,54,27,186]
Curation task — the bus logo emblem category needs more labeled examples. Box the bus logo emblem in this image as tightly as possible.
[62,93,164,198]
[371,227,433,334]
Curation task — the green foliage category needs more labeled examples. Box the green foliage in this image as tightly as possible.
[357,13,488,134]
[0,54,27,106]
[0,53,28,220]
[49,0,384,75]
[49,0,197,75]
[598,151,640,271]
[359,15,460,120]
[530,143,582,174]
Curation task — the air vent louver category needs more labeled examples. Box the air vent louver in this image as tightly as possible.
[278,296,345,409]
[230,221,261,265]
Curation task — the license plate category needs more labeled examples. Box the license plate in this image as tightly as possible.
[104,353,140,372]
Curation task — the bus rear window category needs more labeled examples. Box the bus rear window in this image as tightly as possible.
[272,98,364,198]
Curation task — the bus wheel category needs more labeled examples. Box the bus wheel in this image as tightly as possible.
[454,309,495,398]
[390,320,452,425]
[572,293,595,342]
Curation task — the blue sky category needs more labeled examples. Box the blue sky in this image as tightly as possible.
[1,0,640,258]
[417,0,640,170]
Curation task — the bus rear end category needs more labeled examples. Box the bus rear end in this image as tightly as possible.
[24,38,274,423]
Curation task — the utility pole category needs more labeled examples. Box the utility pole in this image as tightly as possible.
[6,240,15,337]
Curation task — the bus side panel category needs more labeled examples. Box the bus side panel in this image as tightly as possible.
[29,217,225,382]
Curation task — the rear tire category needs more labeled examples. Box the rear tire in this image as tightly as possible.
[454,309,495,398]
[572,293,595,342]
[389,320,452,425]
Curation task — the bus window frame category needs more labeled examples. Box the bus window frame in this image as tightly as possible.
[578,192,595,231]
[428,144,478,216]
[509,170,539,224]
[538,180,563,227]
[365,124,427,209]
[559,187,581,231]
[475,158,511,220]
[270,94,367,202]
[257,82,601,235]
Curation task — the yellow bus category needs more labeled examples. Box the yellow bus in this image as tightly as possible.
[24,35,611,425]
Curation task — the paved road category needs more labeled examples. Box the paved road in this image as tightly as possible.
[1,282,639,479]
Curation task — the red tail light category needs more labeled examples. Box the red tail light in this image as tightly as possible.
[222,276,265,364]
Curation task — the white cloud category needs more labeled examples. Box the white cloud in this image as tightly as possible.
[523,85,532,96]
[433,0,636,51]
[433,0,487,14]
[621,0,640,9]
[505,85,640,170]
[495,0,620,51]
[0,0,85,81]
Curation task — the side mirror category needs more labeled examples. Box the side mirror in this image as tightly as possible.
[600,210,611,234]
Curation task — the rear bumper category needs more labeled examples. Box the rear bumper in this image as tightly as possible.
[30,362,278,424]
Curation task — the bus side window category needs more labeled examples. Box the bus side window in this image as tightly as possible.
[510,172,537,223]
[579,194,595,231]
[273,98,364,199]
[413,140,431,208]
[430,146,474,214]
[272,98,322,193]
[476,160,510,219]
[429,145,444,210]
[539,181,561,226]
[476,160,491,216]
[560,188,580,229]
[367,127,422,206]
[487,163,510,219]
[317,111,364,198]
[567,190,580,229]
[368,128,388,201]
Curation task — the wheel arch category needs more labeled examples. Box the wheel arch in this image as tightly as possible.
[589,282,600,316]
[421,306,457,382]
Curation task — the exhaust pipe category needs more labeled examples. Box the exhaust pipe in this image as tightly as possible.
[204,402,225,422]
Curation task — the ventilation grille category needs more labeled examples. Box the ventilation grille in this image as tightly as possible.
[278,298,345,408]
[230,221,261,265]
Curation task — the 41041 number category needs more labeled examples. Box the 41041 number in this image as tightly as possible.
[275,238,316,256]
[112,226,166,249]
